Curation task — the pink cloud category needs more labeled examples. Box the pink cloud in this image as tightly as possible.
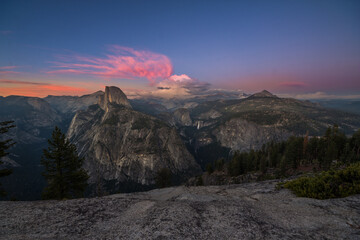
[47,46,173,84]
[0,66,20,75]
[168,74,193,82]
[0,66,17,70]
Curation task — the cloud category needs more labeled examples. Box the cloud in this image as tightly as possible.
[168,74,192,82]
[149,74,211,98]
[0,79,89,97]
[47,45,173,84]
[279,92,360,100]
[0,66,20,75]
[0,79,50,85]
[0,66,17,70]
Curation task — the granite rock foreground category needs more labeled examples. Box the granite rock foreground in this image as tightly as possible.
[0,181,359,240]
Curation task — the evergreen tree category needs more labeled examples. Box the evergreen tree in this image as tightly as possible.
[0,121,16,196]
[41,126,88,200]
[214,158,225,171]
[285,136,303,169]
[350,129,360,161]
[303,131,309,163]
[279,155,287,176]
[259,155,267,174]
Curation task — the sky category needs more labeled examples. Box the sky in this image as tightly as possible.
[0,0,359,99]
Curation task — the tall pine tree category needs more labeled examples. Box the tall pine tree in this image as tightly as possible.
[41,126,88,200]
[0,121,16,196]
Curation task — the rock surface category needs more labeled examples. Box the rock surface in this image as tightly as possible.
[173,108,192,126]
[248,89,278,98]
[44,91,104,115]
[98,86,132,110]
[67,86,201,192]
[213,118,290,151]
[0,181,359,239]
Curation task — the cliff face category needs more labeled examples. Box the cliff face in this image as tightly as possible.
[67,86,201,192]
[173,108,192,126]
[44,91,104,115]
[98,86,132,110]
[212,118,290,152]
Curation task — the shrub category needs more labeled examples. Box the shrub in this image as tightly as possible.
[155,168,172,188]
[283,163,360,199]
[214,158,225,171]
[206,163,214,174]
[196,176,203,186]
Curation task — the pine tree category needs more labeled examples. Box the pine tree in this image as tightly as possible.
[350,129,360,161]
[279,155,287,176]
[41,126,88,200]
[0,121,16,196]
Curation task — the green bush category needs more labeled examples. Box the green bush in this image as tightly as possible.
[283,163,360,199]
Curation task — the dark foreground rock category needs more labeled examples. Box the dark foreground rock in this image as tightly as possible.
[0,181,359,240]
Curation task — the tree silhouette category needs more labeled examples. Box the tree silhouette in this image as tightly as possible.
[41,126,88,199]
[0,121,16,196]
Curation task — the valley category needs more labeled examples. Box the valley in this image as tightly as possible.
[1,87,360,200]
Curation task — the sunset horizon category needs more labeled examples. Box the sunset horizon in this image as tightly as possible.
[1,0,359,99]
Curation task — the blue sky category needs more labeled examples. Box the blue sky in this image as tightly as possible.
[0,0,359,97]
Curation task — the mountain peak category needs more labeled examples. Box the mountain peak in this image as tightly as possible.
[250,90,278,98]
[99,86,132,110]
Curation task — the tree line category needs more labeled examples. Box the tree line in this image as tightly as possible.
[208,125,360,177]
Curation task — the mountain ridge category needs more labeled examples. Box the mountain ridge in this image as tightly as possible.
[67,86,201,194]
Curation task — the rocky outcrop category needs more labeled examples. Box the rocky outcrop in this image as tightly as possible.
[249,90,278,98]
[173,108,192,126]
[44,91,103,114]
[98,86,131,110]
[213,118,290,152]
[67,86,201,193]
[197,109,222,120]
[1,180,359,239]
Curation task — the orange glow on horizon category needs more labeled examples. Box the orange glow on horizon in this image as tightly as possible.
[0,84,91,97]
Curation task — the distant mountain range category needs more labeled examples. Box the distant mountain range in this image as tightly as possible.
[1,88,360,200]
[313,99,360,115]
